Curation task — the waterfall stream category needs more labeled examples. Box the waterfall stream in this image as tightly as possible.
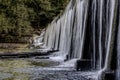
[117,0,120,79]
[36,0,120,80]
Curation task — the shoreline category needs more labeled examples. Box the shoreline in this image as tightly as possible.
[0,49,58,59]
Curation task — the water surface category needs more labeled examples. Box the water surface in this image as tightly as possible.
[0,58,59,80]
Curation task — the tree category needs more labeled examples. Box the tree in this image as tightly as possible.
[0,0,70,42]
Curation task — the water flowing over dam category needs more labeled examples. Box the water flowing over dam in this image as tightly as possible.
[42,0,120,79]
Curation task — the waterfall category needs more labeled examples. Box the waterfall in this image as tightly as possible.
[44,0,89,59]
[117,0,120,79]
[117,20,120,80]
[42,0,119,79]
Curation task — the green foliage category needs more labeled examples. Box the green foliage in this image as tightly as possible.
[0,0,69,43]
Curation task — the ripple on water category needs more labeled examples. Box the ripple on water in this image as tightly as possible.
[0,58,99,80]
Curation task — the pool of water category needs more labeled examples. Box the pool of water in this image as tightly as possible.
[0,58,60,80]
[0,57,99,80]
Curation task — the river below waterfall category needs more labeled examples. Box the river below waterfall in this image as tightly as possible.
[0,57,99,80]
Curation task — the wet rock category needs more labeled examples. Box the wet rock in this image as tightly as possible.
[75,59,92,71]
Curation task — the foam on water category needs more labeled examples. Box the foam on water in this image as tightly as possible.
[49,52,67,62]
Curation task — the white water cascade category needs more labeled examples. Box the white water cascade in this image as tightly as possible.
[39,0,119,79]
[44,0,89,59]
